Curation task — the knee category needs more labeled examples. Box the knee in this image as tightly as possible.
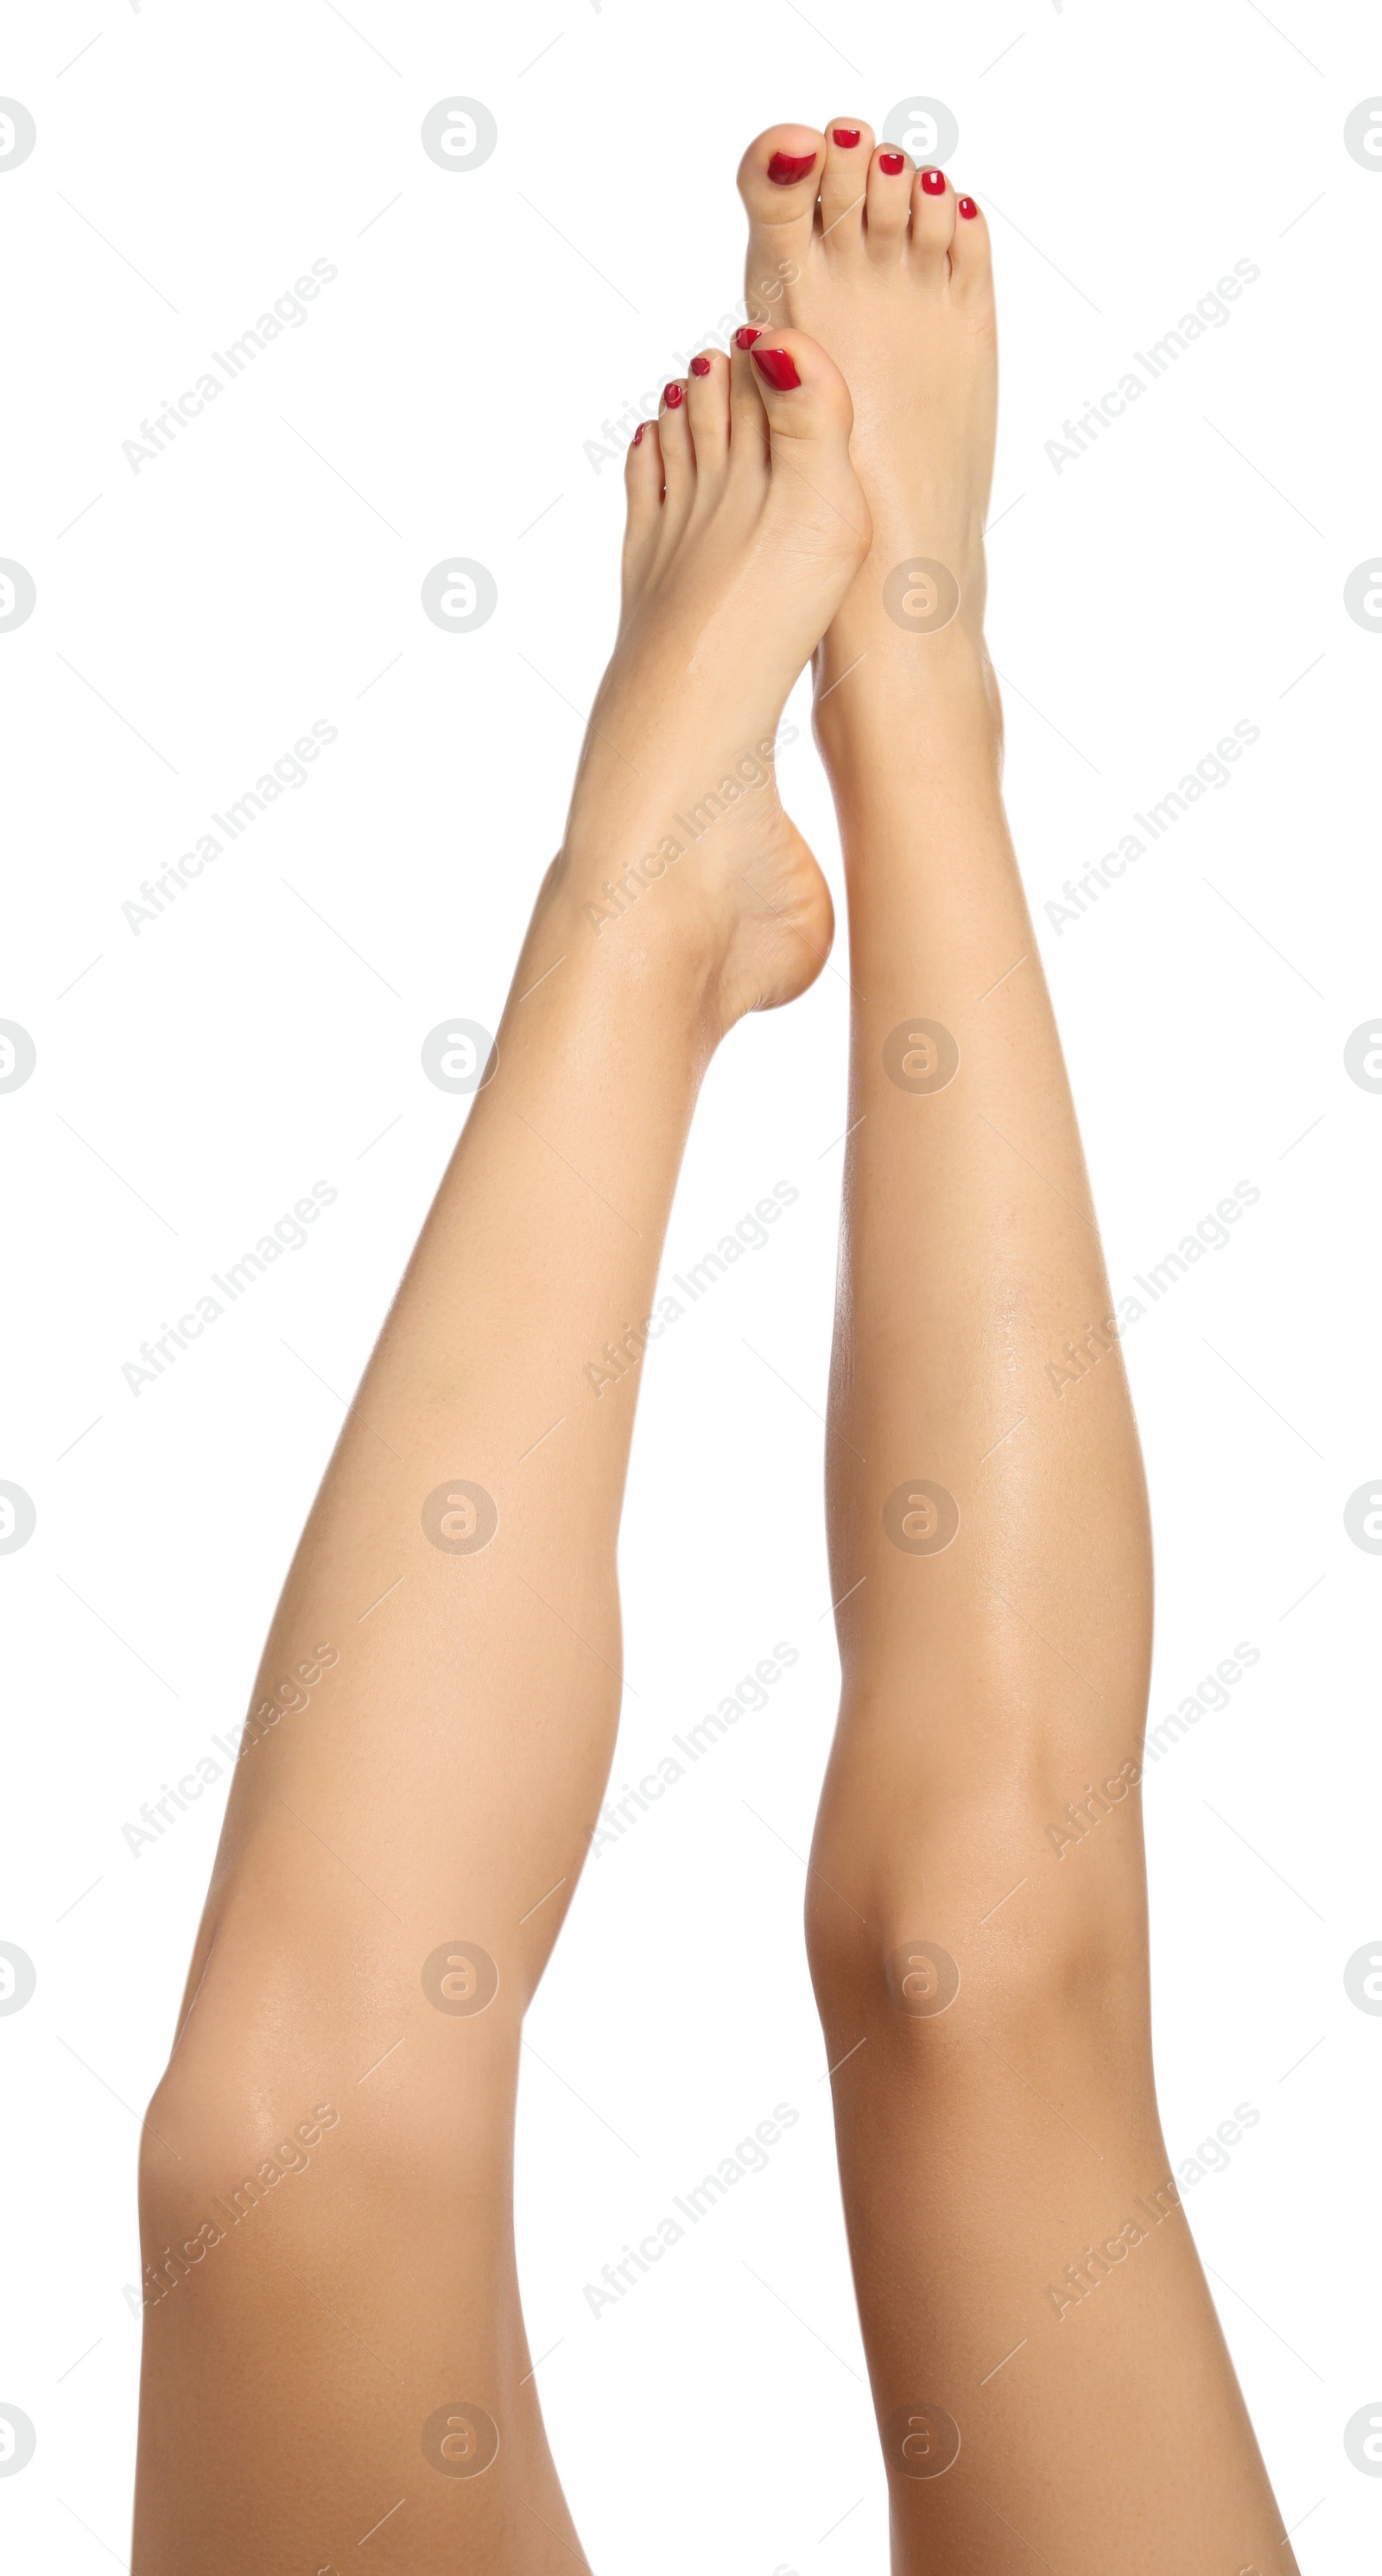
[139,1939,517,2292]
[806,1766,1149,2058]
[138,2066,346,2309]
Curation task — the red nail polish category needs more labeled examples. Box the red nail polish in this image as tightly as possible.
[878,151,905,176]
[734,326,761,350]
[690,354,712,377]
[957,195,979,218]
[751,345,802,391]
[767,149,817,185]
[631,423,644,445]
[832,128,860,148]
[920,167,946,196]
[663,382,684,408]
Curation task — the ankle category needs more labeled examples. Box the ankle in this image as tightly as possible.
[542,838,729,1006]
[814,628,1004,786]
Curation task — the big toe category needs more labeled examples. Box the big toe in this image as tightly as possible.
[738,123,825,323]
[745,328,870,562]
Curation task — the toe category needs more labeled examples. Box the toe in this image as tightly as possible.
[737,123,825,323]
[909,165,957,277]
[727,327,771,488]
[948,189,995,313]
[622,421,662,599]
[746,329,870,560]
[819,116,873,244]
[656,378,694,521]
[685,347,731,481]
[742,329,865,510]
[865,143,914,257]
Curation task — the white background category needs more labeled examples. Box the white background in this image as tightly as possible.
[2,1,1379,2568]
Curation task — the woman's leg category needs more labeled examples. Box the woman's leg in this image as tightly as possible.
[739,125,1292,2574]
[132,332,868,2575]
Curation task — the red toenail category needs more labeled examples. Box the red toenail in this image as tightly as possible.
[631,423,644,445]
[767,149,817,185]
[751,345,802,391]
[957,195,979,218]
[734,326,761,350]
[920,167,946,195]
[663,382,684,408]
[878,152,905,175]
[832,129,861,148]
[690,355,712,377]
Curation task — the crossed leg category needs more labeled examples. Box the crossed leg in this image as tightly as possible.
[131,330,869,2573]
[739,121,1294,2576]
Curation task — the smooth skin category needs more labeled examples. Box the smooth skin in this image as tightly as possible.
[739,118,1294,2576]
[130,124,1292,2576]
[132,330,868,2574]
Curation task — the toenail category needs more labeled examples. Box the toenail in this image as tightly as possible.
[957,195,979,218]
[690,355,712,377]
[751,345,802,392]
[767,149,817,185]
[734,326,761,350]
[878,152,905,176]
[631,423,645,445]
[832,128,861,148]
[662,382,684,408]
[919,167,946,195]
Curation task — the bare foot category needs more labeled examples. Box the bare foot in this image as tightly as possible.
[737,121,996,698]
[557,322,870,1029]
